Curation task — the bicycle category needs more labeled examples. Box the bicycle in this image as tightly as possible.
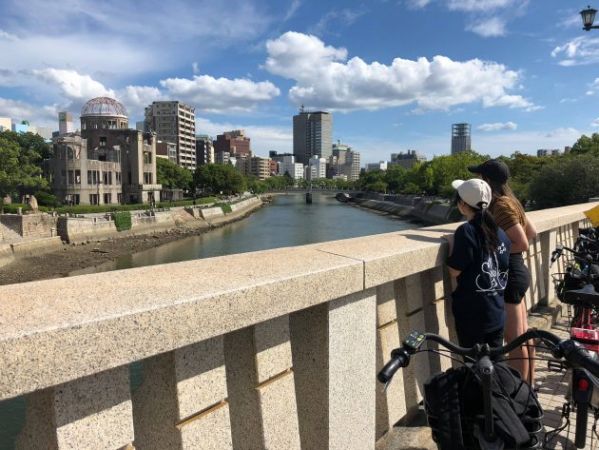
[378,329,599,449]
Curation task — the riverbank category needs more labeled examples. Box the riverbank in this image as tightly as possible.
[0,197,265,286]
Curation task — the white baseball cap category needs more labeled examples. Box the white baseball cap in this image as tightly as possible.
[451,179,492,210]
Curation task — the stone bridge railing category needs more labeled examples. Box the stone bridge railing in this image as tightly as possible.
[0,202,595,449]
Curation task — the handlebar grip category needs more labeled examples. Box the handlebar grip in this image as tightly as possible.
[562,340,599,377]
[377,349,409,384]
[575,400,589,449]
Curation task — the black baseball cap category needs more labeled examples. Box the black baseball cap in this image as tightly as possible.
[468,159,510,184]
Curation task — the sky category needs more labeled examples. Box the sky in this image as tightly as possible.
[0,0,598,163]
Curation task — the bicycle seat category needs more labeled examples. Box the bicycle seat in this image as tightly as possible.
[563,284,599,307]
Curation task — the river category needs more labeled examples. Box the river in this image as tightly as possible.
[0,192,417,449]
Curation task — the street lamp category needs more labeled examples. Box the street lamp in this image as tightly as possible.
[581,5,599,30]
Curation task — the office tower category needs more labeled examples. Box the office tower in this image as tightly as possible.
[293,108,332,165]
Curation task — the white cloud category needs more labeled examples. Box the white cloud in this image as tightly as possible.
[284,0,302,21]
[405,0,431,9]
[196,117,292,154]
[32,68,115,101]
[544,127,580,138]
[0,97,57,126]
[551,37,599,66]
[447,0,515,12]
[309,8,367,35]
[119,86,164,113]
[466,17,506,37]
[478,121,518,131]
[160,75,280,113]
[591,118,599,128]
[264,32,536,112]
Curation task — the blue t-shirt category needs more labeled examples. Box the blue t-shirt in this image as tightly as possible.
[447,221,511,335]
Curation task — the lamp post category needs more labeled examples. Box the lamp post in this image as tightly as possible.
[581,5,599,30]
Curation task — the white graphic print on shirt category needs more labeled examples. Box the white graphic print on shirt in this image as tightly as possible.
[475,243,508,293]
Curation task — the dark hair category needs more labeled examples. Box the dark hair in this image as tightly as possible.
[485,177,526,219]
[456,194,500,254]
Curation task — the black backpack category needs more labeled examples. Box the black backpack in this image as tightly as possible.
[424,362,543,450]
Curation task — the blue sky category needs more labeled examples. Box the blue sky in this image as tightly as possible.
[0,0,598,163]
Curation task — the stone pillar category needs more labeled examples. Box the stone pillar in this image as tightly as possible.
[540,230,557,307]
[16,366,134,450]
[132,336,232,449]
[375,282,407,439]
[225,315,301,450]
[290,289,377,450]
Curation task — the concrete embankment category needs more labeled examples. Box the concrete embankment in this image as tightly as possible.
[0,196,264,267]
[352,196,459,225]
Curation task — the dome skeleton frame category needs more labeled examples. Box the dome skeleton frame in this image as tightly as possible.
[81,97,127,118]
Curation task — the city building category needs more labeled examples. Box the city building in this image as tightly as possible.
[366,161,388,172]
[248,156,271,180]
[136,121,145,131]
[156,141,178,164]
[293,108,332,164]
[537,149,561,157]
[390,150,427,169]
[215,151,230,165]
[36,127,53,140]
[214,130,251,157]
[195,135,215,165]
[144,101,196,170]
[0,117,10,132]
[46,97,161,205]
[306,155,327,180]
[565,146,572,154]
[58,112,74,135]
[331,142,360,181]
[451,123,472,154]
[269,159,278,176]
[276,154,304,180]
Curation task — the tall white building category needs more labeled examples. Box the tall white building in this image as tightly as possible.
[306,155,327,180]
[145,101,196,170]
[277,154,304,179]
[293,108,332,164]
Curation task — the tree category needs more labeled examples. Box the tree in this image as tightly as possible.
[571,133,599,155]
[0,131,49,202]
[529,155,599,208]
[384,165,407,193]
[156,158,193,191]
[426,151,487,196]
[193,164,246,195]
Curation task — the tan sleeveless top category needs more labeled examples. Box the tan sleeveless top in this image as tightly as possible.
[489,195,527,231]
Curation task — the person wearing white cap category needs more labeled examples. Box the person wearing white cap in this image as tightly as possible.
[445,179,512,348]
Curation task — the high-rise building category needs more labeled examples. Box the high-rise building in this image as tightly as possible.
[306,156,327,180]
[275,154,303,180]
[46,97,161,205]
[58,112,74,135]
[330,142,360,181]
[195,135,215,165]
[293,108,332,164]
[215,151,230,165]
[214,130,251,157]
[390,150,427,169]
[451,123,471,154]
[537,149,561,157]
[144,101,196,170]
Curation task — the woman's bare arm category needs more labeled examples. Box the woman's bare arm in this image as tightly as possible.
[504,223,529,253]
[524,218,537,240]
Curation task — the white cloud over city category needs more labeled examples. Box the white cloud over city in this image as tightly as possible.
[264,32,536,112]
[478,121,518,131]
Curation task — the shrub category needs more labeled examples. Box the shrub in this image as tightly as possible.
[113,211,132,231]
[216,203,232,214]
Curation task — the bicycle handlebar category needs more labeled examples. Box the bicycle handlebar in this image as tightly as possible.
[378,329,599,384]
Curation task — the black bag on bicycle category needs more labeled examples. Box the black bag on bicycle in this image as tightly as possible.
[424,363,543,450]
